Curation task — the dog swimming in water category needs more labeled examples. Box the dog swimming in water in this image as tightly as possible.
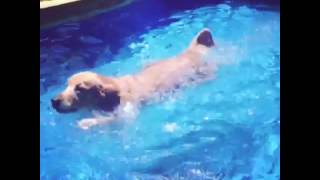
[52,28,218,130]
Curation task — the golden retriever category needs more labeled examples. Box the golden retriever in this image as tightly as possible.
[52,28,217,130]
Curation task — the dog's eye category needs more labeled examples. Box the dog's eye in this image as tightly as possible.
[83,81,91,86]
[75,84,86,92]
[97,84,103,89]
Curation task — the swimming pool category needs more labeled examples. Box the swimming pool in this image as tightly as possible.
[40,1,280,179]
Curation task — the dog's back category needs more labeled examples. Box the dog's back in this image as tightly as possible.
[119,29,216,103]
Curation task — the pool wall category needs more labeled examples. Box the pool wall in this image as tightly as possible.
[40,0,133,29]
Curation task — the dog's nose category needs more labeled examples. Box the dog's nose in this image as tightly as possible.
[51,98,61,109]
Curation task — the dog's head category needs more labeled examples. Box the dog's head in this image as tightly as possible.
[51,71,121,113]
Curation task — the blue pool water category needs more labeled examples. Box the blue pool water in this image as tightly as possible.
[40,1,280,179]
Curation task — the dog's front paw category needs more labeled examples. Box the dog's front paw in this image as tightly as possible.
[78,118,98,130]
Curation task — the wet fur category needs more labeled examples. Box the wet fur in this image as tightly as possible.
[52,28,217,130]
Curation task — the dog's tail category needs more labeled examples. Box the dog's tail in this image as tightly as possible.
[189,28,215,49]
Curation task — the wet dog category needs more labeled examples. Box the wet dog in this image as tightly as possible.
[52,28,217,130]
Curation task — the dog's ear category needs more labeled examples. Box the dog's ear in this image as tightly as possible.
[96,84,108,97]
[97,86,121,111]
[75,82,89,91]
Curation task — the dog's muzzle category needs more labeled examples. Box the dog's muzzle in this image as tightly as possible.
[51,98,76,113]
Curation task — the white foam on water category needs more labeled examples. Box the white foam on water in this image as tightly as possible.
[163,122,179,133]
